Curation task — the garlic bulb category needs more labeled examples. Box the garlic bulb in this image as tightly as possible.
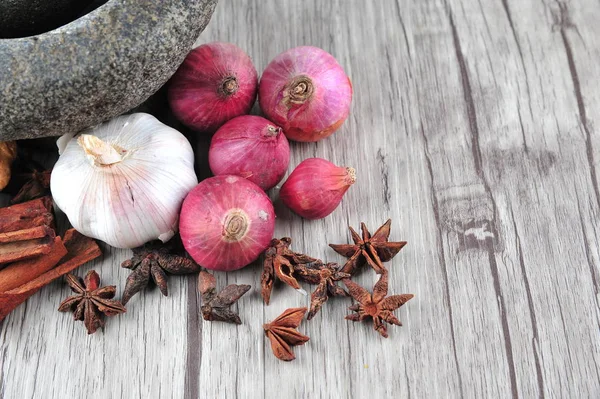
[51,113,198,249]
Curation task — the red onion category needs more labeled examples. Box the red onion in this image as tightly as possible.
[180,175,275,271]
[259,46,353,142]
[279,158,356,219]
[209,115,290,191]
[169,42,258,133]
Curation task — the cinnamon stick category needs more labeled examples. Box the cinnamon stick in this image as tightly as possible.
[0,225,55,265]
[0,236,68,292]
[0,197,53,232]
[0,229,102,321]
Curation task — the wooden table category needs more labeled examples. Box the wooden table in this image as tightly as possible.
[2,0,599,397]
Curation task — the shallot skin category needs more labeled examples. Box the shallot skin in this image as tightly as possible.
[169,42,258,133]
[279,158,356,220]
[209,115,290,191]
[180,175,275,271]
[259,46,352,142]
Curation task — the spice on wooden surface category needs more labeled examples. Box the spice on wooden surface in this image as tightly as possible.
[0,197,54,232]
[198,270,250,324]
[0,225,56,265]
[58,270,126,334]
[294,262,350,320]
[121,238,201,304]
[0,229,102,321]
[343,271,413,338]
[330,219,407,275]
[261,237,323,304]
[0,236,67,292]
[263,307,310,361]
[10,169,51,204]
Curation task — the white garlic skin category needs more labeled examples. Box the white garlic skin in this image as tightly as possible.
[51,113,198,249]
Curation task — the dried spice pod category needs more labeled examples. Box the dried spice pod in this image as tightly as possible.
[261,237,324,304]
[58,270,126,334]
[10,169,51,204]
[330,219,407,275]
[263,307,310,361]
[198,270,250,324]
[294,262,350,320]
[121,238,201,304]
[1,145,54,204]
[343,270,413,338]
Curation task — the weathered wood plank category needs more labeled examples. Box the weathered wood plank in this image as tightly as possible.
[437,0,600,397]
[1,0,600,397]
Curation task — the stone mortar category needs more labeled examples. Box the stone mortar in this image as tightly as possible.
[0,0,97,38]
[0,0,218,140]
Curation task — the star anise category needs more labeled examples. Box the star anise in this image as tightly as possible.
[263,307,310,361]
[198,270,250,324]
[294,262,350,320]
[261,237,323,304]
[330,219,407,275]
[121,238,200,304]
[58,270,126,334]
[343,270,413,338]
[10,169,51,204]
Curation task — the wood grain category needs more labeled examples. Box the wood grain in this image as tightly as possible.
[2,0,600,397]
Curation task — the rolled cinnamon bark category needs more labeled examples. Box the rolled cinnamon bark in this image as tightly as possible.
[0,225,56,264]
[0,229,101,321]
[0,236,67,292]
[0,196,53,232]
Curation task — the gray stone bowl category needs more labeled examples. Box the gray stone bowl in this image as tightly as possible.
[0,0,217,141]
[0,0,106,39]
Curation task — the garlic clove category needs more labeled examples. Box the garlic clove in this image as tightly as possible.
[158,230,176,243]
[56,132,75,155]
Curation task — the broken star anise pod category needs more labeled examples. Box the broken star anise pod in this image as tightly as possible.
[263,307,310,361]
[294,262,350,320]
[58,270,126,334]
[261,237,323,304]
[330,219,407,275]
[343,270,413,338]
[198,270,250,324]
[121,239,201,304]
[10,169,51,205]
